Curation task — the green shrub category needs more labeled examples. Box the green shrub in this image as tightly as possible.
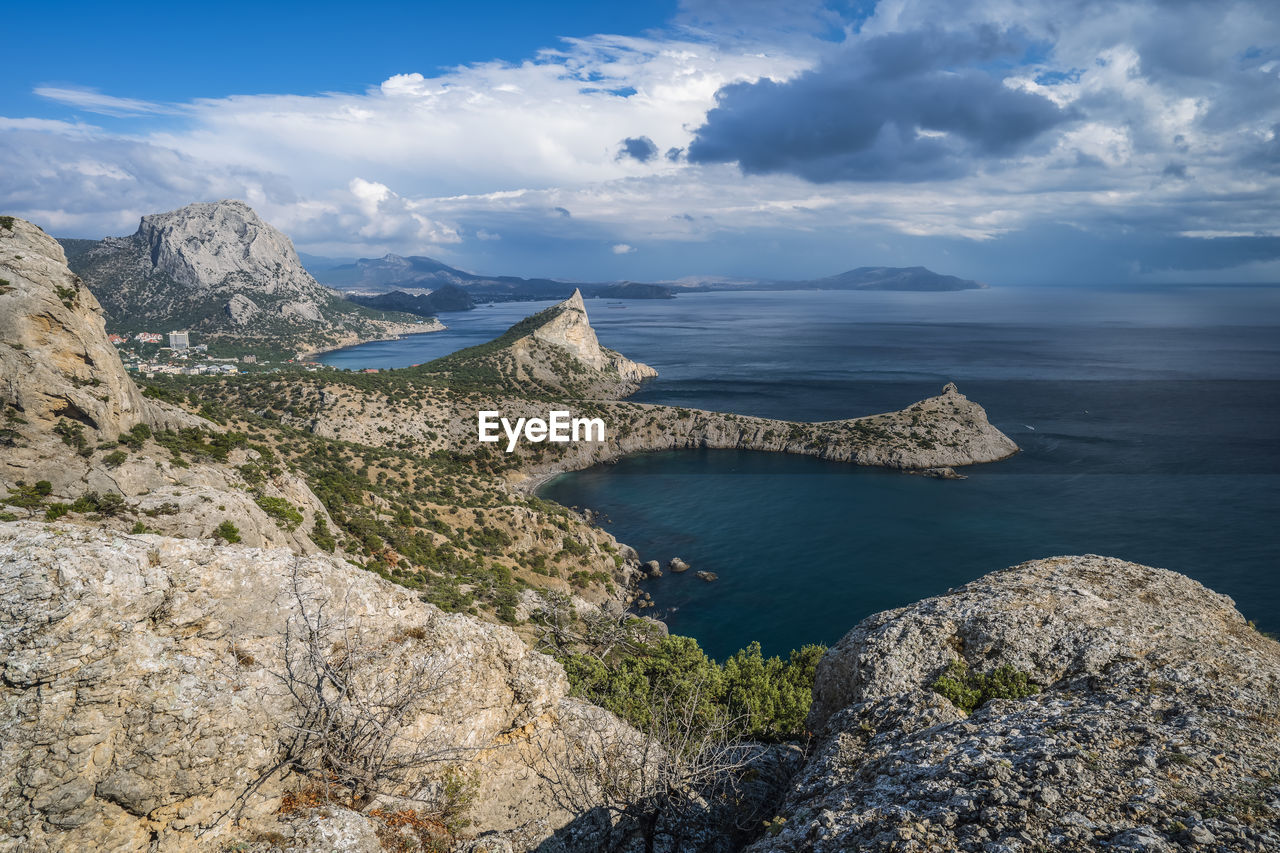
[103,450,128,468]
[214,520,242,543]
[69,491,128,518]
[311,517,336,552]
[44,503,70,521]
[561,635,826,743]
[255,495,303,530]
[120,423,152,449]
[930,660,1040,713]
[54,419,89,455]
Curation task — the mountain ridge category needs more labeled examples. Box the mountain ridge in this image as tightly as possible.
[307,251,984,299]
[60,200,439,357]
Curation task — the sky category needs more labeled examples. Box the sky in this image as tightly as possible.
[3,0,1280,284]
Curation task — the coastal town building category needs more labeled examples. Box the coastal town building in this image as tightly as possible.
[169,331,190,350]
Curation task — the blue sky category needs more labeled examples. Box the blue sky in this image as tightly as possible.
[3,0,1280,284]
[3,2,679,116]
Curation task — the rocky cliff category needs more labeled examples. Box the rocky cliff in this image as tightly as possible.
[527,290,657,386]
[0,215,333,552]
[750,555,1280,853]
[0,522,631,852]
[64,201,436,355]
[1,216,165,438]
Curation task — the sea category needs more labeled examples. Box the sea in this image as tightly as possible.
[319,287,1280,661]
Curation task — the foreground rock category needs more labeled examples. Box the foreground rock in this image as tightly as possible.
[751,555,1280,853]
[0,522,635,852]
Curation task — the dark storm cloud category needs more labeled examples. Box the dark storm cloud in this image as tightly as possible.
[1243,125,1280,175]
[687,26,1074,182]
[617,136,659,163]
[1143,235,1280,272]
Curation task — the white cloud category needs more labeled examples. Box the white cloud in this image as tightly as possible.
[33,87,182,117]
[1,1,1278,279]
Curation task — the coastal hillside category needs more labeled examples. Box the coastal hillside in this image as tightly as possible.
[346,283,476,317]
[6,213,1277,852]
[409,288,658,397]
[61,200,439,357]
[2,214,638,619]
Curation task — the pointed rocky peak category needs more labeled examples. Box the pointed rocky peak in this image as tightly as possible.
[530,289,605,370]
[415,286,655,397]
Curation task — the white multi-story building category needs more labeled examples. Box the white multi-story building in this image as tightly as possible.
[169,331,190,350]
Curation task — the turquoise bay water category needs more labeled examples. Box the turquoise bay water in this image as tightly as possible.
[323,287,1280,660]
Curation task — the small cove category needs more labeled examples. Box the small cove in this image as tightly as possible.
[323,287,1280,659]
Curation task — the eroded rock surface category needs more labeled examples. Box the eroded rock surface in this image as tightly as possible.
[0,523,622,852]
[750,555,1280,853]
[0,217,174,437]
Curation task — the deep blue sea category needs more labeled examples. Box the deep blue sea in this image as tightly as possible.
[322,288,1280,660]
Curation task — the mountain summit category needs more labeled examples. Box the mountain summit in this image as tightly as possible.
[414,288,657,396]
[63,200,434,356]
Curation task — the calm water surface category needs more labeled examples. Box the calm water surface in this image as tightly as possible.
[326,287,1280,659]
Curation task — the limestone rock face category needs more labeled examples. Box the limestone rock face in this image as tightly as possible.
[65,201,430,351]
[0,217,157,437]
[132,200,323,297]
[517,289,656,394]
[0,523,615,852]
[532,289,609,371]
[225,292,261,325]
[750,556,1280,853]
[501,383,1018,490]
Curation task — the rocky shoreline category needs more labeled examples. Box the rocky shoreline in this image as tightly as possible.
[296,320,447,361]
[507,382,1018,493]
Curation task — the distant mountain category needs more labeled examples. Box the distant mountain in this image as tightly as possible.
[304,252,982,302]
[594,282,676,299]
[346,284,476,317]
[308,253,678,301]
[60,201,436,356]
[694,266,987,292]
[805,266,986,291]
